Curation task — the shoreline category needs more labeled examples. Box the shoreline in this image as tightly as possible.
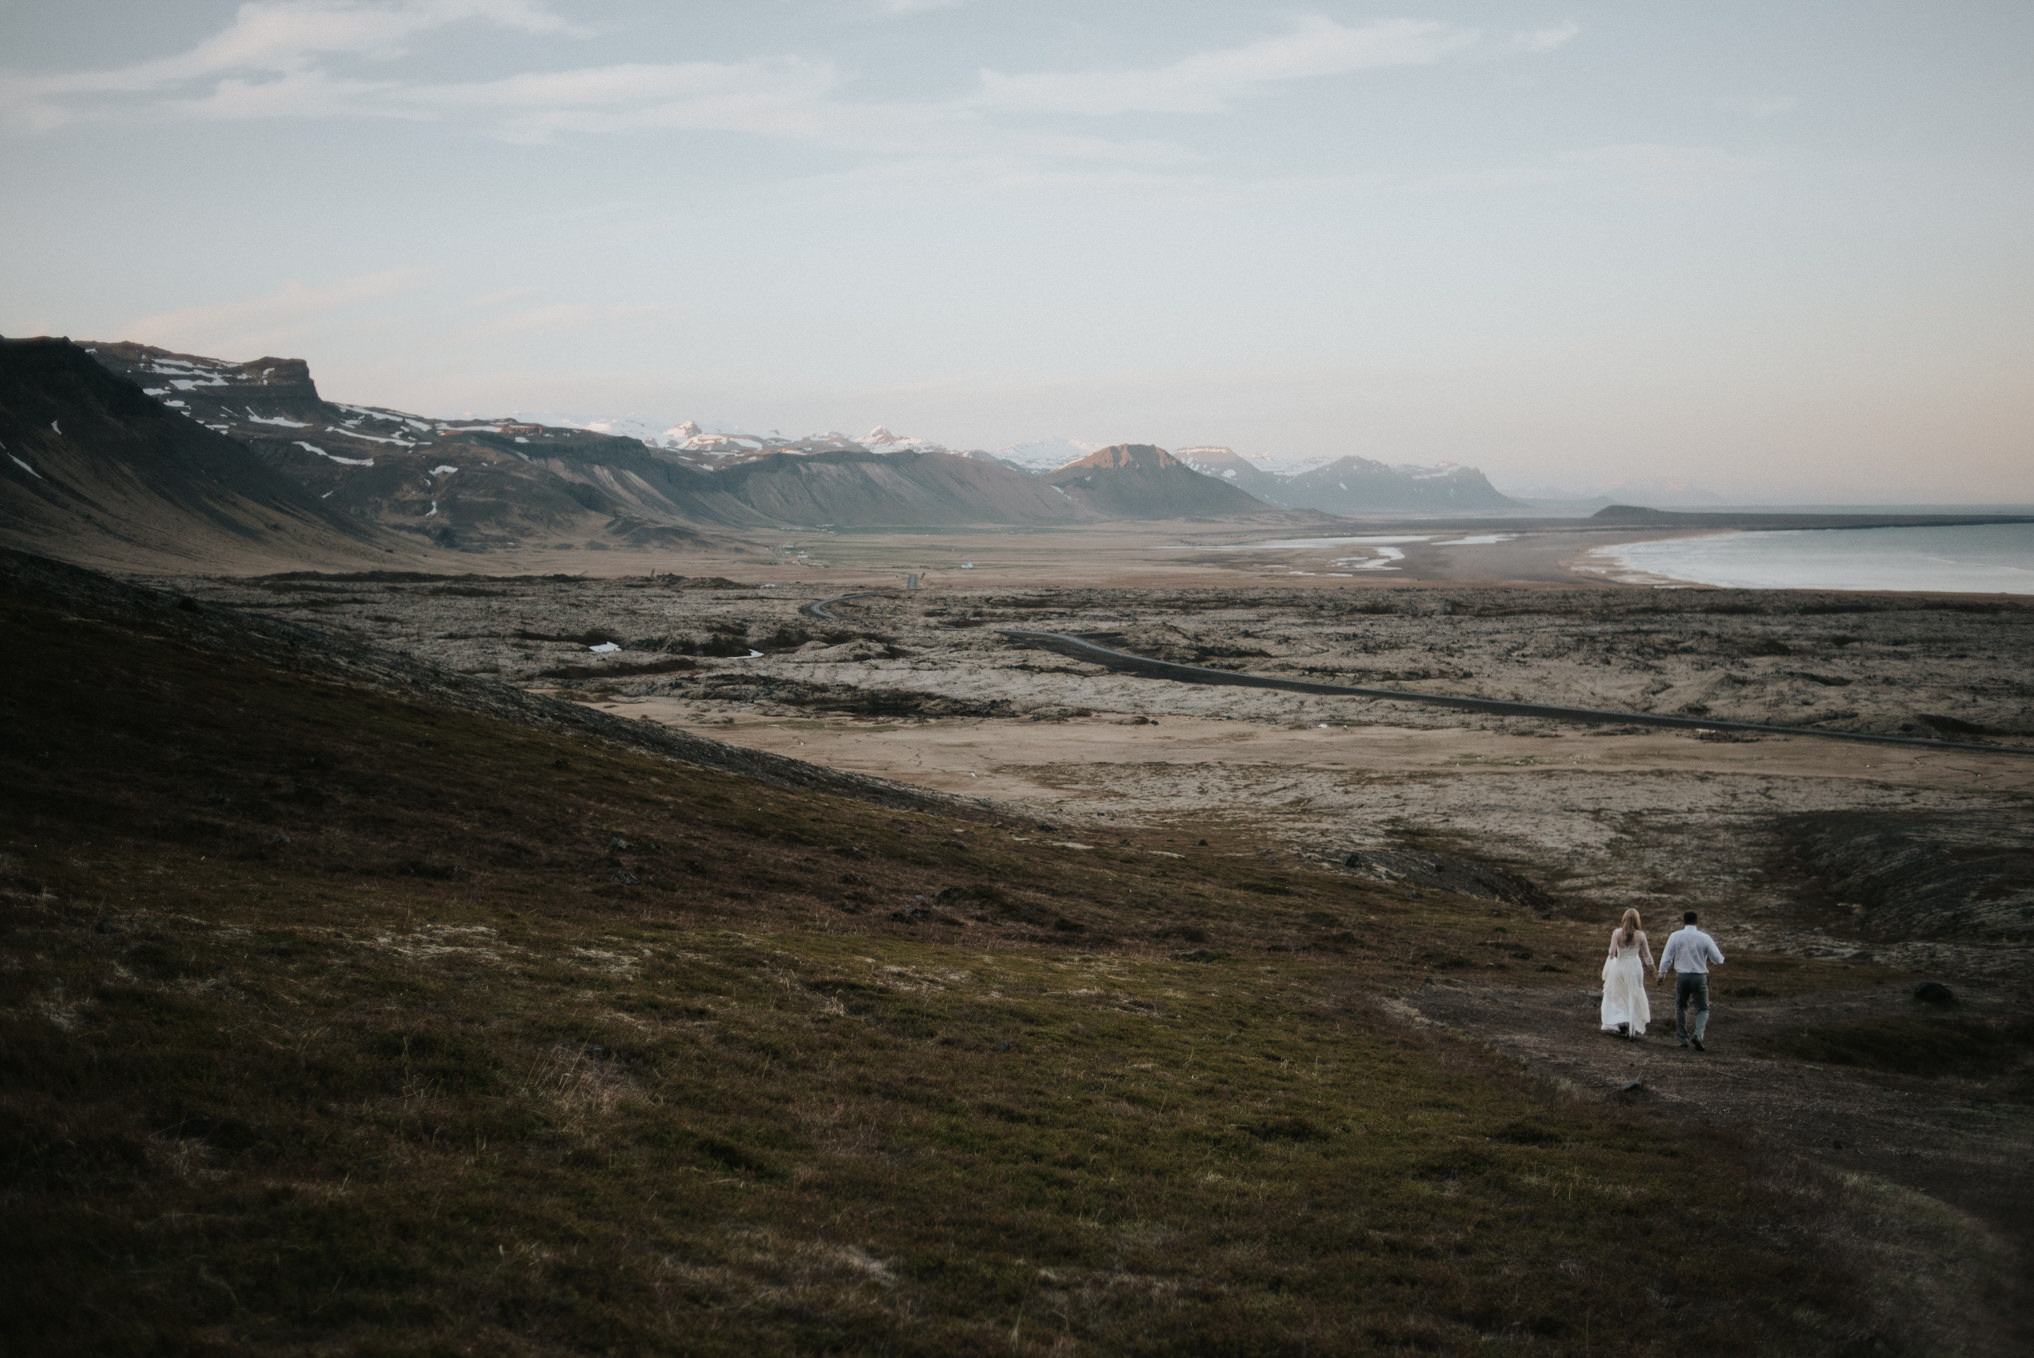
[1578,520,2034,597]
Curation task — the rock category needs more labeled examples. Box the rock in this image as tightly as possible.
[1342,847,1553,909]
[610,869,636,884]
[1911,981,1956,1007]
[1779,811,2034,943]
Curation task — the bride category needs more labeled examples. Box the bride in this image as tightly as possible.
[1600,908,1654,1038]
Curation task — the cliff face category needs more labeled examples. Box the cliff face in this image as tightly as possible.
[1045,444,1269,520]
[85,340,720,550]
[0,336,393,570]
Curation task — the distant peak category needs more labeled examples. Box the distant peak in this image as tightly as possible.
[1055,443,1181,473]
[1175,444,1258,470]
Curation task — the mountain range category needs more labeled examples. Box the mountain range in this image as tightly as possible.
[2,339,1304,569]
[1046,444,1264,519]
[5,335,1539,573]
[1177,446,1519,513]
[0,337,398,570]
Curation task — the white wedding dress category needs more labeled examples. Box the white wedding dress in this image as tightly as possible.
[1599,931,1653,1035]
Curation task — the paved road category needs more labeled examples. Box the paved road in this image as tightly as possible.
[800,591,896,620]
[1000,629,2034,757]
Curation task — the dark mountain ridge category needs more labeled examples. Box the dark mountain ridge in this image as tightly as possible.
[0,336,398,569]
[81,343,1288,539]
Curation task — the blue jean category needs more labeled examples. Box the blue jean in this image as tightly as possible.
[1675,972,1710,1043]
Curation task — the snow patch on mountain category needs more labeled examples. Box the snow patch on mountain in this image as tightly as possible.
[994,436,1103,472]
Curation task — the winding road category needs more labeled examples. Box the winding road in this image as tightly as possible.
[793,593,2028,755]
[999,629,2034,756]
[800,591,897,620]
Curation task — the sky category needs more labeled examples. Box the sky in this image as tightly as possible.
[2,1,2030,502]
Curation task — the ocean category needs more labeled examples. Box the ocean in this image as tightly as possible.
[1589,521,2034,595]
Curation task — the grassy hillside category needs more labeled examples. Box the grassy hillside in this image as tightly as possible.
[0,557,1923,1355]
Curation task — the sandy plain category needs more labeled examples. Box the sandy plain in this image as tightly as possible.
[171,518,2034,973]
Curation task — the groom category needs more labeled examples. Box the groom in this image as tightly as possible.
[1657,911,1726,1051]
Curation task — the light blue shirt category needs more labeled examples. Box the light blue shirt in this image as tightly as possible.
[1658,926,1725,977]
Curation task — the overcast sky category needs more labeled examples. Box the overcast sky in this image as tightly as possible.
[3,1,2030,500]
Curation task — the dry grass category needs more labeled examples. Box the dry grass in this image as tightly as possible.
[0,575,2002,1355]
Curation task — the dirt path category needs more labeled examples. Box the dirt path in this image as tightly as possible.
[1403,976,2033,1346]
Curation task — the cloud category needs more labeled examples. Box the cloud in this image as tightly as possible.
[1719,96,1796,119]
[456,300,665,340]
[1,0,577,128]
[5,8,1560,178]
[1514,23,1580,54]
[389,57,1197,162]
[177,70,415,120]
[123,268,429,354]
[401,57,842,143]
[1408,143,1753,198]
[973,17,1481,116]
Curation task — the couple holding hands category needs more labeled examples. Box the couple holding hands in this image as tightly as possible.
[1598,908,1726,1050]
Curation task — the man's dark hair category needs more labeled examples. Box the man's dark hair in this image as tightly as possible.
[1683,911,1699,924]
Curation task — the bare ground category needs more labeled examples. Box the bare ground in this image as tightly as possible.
[155,541,2034,1347]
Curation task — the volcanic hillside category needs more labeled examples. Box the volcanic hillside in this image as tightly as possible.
[1046,443,1269,519]
[0,337,402,572]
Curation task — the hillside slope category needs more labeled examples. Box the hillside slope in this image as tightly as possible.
[0,548,1916,1357]
[703,447,1087,527]
[0,337,404,571]
[1174,444,1295,503]
[84,343,1107,536]
[87,341,727,550]
[1046,443,1268,519]
[1282,455,1519,513]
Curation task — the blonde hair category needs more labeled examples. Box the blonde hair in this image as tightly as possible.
[1619,909,1642,946]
